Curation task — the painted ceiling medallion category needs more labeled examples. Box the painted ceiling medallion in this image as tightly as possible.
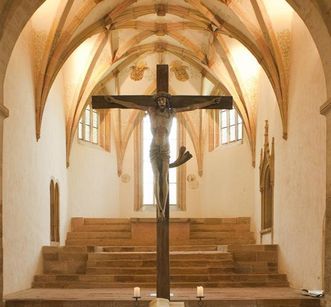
[171,61,189,82]
[130,62,148,81]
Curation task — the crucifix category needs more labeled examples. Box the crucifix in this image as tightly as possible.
[92,64,232,300]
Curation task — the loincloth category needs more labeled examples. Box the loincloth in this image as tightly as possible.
[150,143,170,162]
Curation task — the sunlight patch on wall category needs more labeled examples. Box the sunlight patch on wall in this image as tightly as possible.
[263,0,293,31]
[231,43,260,81]
[30,0,60,31]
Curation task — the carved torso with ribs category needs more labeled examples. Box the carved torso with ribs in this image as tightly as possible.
[148,106,175,147]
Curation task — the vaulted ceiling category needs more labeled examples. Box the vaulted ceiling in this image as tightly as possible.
[27,0,297,167]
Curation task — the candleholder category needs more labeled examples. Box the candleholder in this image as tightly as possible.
[133,296,141,306]
[196,296,205,306]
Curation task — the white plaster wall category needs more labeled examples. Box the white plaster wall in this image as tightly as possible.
[3,25,69,294]
[253,14,326,289]
[68,137,120,217]
[200,134,254,218]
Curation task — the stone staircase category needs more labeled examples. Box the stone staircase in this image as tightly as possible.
[32,217,289,288]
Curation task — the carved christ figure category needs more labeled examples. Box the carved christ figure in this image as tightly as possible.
[105,92,222,217]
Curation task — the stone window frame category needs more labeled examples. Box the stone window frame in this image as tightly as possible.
[134,116,187,211]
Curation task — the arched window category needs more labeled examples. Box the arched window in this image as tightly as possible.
[50,180,60,244]
[220,108,243,144]
[78,103,111,151]
[134,115,186,211]
[142,116,178,205]
[78,104,99,144]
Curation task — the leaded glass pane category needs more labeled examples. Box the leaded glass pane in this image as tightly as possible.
[229,125,236,142]
[169,168,176,183]
[92,111,98,128]
[221,128,228,144]
[92,127,98,143]
[143,183,154,204]
[143,116,177,206]
[85,105,90,123]
[238,123,243,140]
[85,125,90,141]
[78,122,83,139]
[221,111,227,128]
[220,109,243,144]
[169,183,177,205]
[229,109,235,125]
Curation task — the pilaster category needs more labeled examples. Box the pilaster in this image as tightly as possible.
[320,97,331,306]
[0,103,8,307]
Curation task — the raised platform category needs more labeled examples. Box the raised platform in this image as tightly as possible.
[34,217,289,289]
[4,287,320,306]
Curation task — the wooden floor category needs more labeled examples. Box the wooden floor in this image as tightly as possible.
[4,287,320,306]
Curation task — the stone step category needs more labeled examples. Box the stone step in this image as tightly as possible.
[66,238,256,246]
[33,273,288,287]
[228,244,279,274]
[190,218,250,224]
[190,224,250,232]
[32,280,290,289]
[228,244,278,252]
[33,273,288,283]
[102,245,219,252]
[72,224,132,232]
[83,218,131,225]
[86,266,234,275]
[190,231,255,240]
[42,246,88,274]
[87,251,232,261]
[87,259,234,268]
[67,232,132,239]
[43,246,89,253]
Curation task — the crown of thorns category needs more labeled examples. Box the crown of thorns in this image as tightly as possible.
[153,92,172,102]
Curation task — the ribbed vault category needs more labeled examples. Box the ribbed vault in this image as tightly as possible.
[1,0,330,168]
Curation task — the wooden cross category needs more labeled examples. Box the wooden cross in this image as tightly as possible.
[92,65,232,300]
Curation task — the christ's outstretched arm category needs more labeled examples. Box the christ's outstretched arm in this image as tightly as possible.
[104,96,148,111]
[175,98,223,113]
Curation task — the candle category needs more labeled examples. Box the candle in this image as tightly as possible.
[197,286,204,297]
[133,287,140,298]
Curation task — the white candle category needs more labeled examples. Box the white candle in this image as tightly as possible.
[197,286,204,297]
[133,287,140,298]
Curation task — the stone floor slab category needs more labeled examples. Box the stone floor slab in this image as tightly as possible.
[4,287,320,307]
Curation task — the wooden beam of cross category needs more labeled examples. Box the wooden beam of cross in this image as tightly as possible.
[92,65,233,300]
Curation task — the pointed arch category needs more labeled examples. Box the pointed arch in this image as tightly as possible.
[49,179,59,244]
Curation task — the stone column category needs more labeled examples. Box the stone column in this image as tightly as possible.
[321,98,331,306]
[0,105,9,307]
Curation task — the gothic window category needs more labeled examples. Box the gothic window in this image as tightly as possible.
[142,115,178,206]
[78,104,111,151]
[50,180,60,244]
[220,108,243,144]
[134,115,186,211]
[78,104,99,144]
